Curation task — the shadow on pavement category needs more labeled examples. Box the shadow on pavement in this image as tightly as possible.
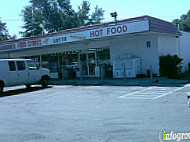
[0,86,52,98]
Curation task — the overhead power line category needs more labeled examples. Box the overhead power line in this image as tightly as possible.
[2,19,22,22]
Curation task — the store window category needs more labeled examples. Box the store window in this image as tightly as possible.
[42,53,58,73]
[60,51,78,78]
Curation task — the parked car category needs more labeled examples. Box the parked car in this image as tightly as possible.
[0,59,50,93]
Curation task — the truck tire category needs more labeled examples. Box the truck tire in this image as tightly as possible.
[0,83,4,94]
[25,84,31,89]
[41,76,49,88]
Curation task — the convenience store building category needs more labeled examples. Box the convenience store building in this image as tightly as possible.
[0,15,188,79]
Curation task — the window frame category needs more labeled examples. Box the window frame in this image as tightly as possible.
[8,61,16,71]
[16,61,26,71]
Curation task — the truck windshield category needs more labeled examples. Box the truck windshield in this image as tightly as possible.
[27,60,38,70]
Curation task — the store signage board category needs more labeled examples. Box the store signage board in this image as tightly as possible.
[0,19,149,52]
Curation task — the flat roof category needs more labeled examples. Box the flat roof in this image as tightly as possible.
[0,15,181,52]
[0,15,180,43]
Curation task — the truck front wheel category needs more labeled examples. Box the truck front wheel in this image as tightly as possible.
[0,83,4,94]
[25,84,31,89]
[41,76,49,88]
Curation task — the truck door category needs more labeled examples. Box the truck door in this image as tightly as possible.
[16,61,28,85]
[8,61,18,86]
[27,60,40,84]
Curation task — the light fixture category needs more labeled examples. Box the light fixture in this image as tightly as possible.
[110,12,118,24]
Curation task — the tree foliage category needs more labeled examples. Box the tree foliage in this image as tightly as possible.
[21,6,44,37]
[0,18,10,41]
[159,54,183,79]
[76,1,104,26]
[91,6,104,24]
[21,0,105,37]
[172,10,190,32]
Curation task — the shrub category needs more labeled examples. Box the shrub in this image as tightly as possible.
[159,54,183,79]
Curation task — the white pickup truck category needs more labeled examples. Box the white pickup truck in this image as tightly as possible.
[0,59,50,93]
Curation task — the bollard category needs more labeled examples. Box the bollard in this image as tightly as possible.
[150,65,153,83]
[124,65,126,82]
[79,65,82,82]
[101,65,104,83]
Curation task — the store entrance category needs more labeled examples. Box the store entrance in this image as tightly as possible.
[80,52,97,77]
[24,48,111,79]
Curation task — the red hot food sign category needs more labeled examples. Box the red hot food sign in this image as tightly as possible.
[90,25,127,38]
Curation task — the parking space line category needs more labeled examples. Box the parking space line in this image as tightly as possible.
[153,87,185,99]
[118,87,154,98]
[121,97,153,99]
[138,92,164,94]
[132,94,152,96]
[134,94,158,97]
[118,86,186,100]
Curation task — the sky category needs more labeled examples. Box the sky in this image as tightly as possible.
[0,0,190,38]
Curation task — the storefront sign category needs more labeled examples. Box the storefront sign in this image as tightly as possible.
[53,37,67,44]
[0,19,149,52]
[0,44,16,51]
[70,34,86,39]
[18,41,27,48]
[90,25,128,38]
[28,39,42,47]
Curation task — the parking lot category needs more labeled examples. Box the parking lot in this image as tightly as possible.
[0,84,190,142]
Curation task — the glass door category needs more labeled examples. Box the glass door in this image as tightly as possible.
[80,53,88,76]
[87,52,96,76]
[79,52,96,77]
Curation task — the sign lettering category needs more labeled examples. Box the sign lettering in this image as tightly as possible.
[0,44,16,51]
[53,37,67,44]
[0,20,149,52]
[28,39,42,47]
[90,25,128,37]
[18,41,27,48]
[90,29,103,37]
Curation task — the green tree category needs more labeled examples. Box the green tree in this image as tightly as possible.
[21,0,77,37]
[91,6,104,24]
[21,6,44,37]
[172,10,190,32]
[76,0,91,26]
[76,1,104,26]
[0,18,10,41]
[21,0,104,37]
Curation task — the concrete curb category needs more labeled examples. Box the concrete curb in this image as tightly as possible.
[49,78,189,87]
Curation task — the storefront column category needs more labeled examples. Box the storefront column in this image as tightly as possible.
[78,51,82,80]
[58,53,61,78]
[95,49,98,66]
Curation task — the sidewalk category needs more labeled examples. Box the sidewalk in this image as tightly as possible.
[49,77,190,87]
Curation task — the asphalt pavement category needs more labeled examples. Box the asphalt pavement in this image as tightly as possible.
[0,84,190,142]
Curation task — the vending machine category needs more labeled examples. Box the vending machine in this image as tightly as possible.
[113,58,140,78]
